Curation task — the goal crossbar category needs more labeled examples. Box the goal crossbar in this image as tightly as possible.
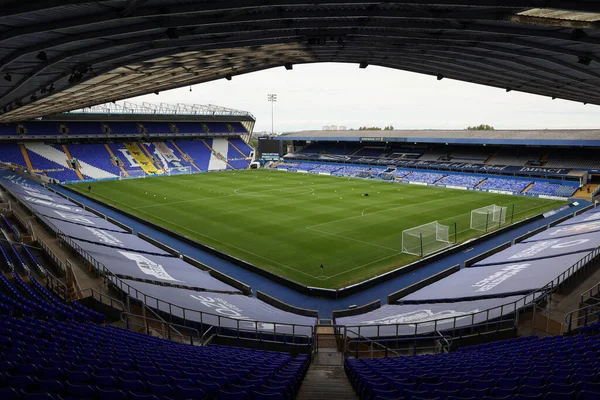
[470,204,507,232]
[402,221,453,257]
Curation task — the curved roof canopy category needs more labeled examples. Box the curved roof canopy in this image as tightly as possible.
[1,1,600,122]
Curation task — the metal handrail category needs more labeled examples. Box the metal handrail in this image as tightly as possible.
[120,312,201,345]
[436,330,452,353]
[74,287,127,312]
[565,303,600,333]
[44,269,68,302]
[346,334,454,358]
[581,281,600,304]
[200,326,215,345]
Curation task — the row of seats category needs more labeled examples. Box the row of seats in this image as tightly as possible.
[294,144,600,170]
[0,315,309,400]
[478,177,532,193]
[528,181,579,197]
[346,333,600,400]
[0,273,102,323]
[275,162,579,197]
[0,138,253,182]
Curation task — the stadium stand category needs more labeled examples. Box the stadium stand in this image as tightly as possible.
[0,137,252,182]
[353,147,387,158]
[62,144,122,177]
[448,148,490,163]
[544,151,600,170]
[403,171,446,184]
[527,181,579,198]
[0,144,28,169]
[0,306,308,400]
[345,333,600,400]
[478,177,533,194]
[274,161,580,198]
[492,148,545,167]
[327,143,362,156]
[173,140,216,172]
[306,164,342,174]
[332,166,379,177]
[23,150,80,183]
[438,174,485,188]
[0,271,103,323]
[298,142,331,155]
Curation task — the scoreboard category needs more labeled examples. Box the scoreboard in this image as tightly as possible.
[258,138,282,159]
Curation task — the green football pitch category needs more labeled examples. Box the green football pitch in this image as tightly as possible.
[69,169,565,289]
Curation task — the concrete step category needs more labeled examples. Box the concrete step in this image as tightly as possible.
[297,365,358,400]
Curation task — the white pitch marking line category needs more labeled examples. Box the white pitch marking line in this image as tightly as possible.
[322,252,404,280]
[306,193,472,230]
[130,207,322,280]
[305,226,400,252]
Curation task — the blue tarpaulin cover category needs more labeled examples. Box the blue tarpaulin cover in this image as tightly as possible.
[338,294,535,337]
[74,240,238,292]
[39,211,127,233]
[399,251,590,303]
[112,279,315,335]
[1,182,74,205]
[557,210,600,226]
[475,233,600,267]
[45,217,168,255]
[524,219,600,241]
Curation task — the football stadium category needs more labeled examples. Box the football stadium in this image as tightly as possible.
[1,3,600,400]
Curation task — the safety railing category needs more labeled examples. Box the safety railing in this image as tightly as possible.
[45,270,68,302]
[110,275,314,346]
[12,209,30,237]
[565,304,600,333]
[36,233,66,274]
[346,332,454,358]
[120,312,201,345]
[74,287,127,312]
[581,281,600,305]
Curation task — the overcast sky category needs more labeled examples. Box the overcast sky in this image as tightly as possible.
[128,63,600,133]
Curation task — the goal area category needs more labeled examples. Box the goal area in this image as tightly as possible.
[402,221,454,257]
[119,170,146,180]
[167,166,193,176]
[470,204,508,232]
[119,166,193,180]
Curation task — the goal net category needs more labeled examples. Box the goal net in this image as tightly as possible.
[402,221,453,257]
[119,169,146,180]
[167,166,193,176]
[470,204,507,232]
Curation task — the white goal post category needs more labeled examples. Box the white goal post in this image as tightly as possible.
[167,166,193,176]
[402,221,454,257]
[119,170,146,180]
[470,204,508,232]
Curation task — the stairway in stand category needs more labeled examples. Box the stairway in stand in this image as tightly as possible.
[297,326,358,400]
[522,182,535,194]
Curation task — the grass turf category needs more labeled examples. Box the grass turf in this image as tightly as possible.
[69,169,565,289]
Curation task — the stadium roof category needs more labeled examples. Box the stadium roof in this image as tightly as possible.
[280,129,600,146]
[2,1,600,123]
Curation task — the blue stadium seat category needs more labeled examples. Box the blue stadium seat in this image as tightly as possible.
[97,388,127,400]
[577,391,600,400]
[35,378,64,394]
[218,389,247,400]
[0,388,20,400]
